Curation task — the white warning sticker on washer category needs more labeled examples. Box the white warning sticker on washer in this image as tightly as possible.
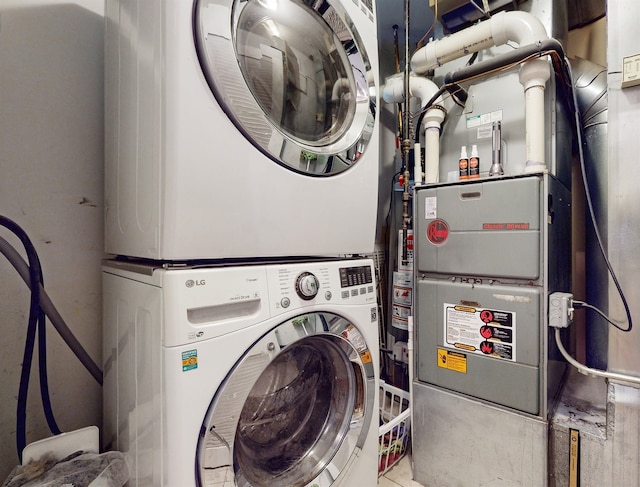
[443,304,516,362]
[424,197,437,219]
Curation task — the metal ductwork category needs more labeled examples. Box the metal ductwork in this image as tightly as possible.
[570,57,610,371]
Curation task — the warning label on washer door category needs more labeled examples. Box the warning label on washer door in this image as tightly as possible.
[444,304,516,362]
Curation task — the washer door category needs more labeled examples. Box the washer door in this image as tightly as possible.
[196,312,375,486]
[193,0,376,176]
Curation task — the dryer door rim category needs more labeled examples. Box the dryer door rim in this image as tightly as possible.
[193,0,376,177]
[196,311,376,487]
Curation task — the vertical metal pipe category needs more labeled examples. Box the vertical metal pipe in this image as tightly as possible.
[401,0,411,266]
[393,25,403,139]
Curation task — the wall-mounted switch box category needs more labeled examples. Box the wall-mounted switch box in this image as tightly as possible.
[622,54,640,89]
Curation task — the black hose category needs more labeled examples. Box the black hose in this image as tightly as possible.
[443,38,566,85]
[38,304,62,436]
[0,216,46,462]
[413,84,450,144]
[0,234,103,384]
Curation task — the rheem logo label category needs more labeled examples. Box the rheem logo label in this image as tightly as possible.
[427,219,449,245]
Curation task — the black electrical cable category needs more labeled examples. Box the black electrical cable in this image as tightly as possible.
[573,300,629,332]
[563,56,634,333]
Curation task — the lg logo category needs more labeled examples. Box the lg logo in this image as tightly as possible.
[185,279,206,288]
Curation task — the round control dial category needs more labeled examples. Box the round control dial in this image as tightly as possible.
[295,272,320,300]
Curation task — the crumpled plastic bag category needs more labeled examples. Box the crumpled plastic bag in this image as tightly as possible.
[2,451,128,487]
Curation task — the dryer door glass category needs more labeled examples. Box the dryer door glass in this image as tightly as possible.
[196,312,376,487]
[194,0,376,176]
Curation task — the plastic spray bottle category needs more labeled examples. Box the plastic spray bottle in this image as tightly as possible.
[469,144,480,179]
[459,146,469,181]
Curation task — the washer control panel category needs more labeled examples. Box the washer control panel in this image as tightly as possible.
[267,260,377,315]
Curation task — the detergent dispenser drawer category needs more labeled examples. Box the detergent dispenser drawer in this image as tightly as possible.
[415,176,542,280]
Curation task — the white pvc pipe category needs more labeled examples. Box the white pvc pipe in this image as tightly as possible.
[382,74,441,106]
[410,10,551,171]
[519,58,550,172]
[383,75,447,184]
[410,10,549,74]
[523,85,546,171]
[413,142,423,184]
[424,125,441,184]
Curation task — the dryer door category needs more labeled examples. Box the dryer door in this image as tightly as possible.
[196,311,375,486]
[194,0,376,176]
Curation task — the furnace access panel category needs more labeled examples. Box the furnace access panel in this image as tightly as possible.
[413,174,570,416]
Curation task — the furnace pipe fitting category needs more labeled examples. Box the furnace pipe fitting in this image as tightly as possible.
[519,58,550,172]
[410,10,551,171]
[383,75,447,184]
[410,10,549,74]
[443,38,568,172]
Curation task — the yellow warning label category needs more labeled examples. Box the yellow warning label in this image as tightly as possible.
[569,429,579,487]
[360,350,372,364]
[437,348,467,373]
[454,305,476,313]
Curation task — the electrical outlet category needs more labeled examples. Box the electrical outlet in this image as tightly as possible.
[549,292,573,328]
[622,54,640,89]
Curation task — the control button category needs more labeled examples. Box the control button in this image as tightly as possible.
[325,291,332,301]
[351,289,358,297]
[280,297,290,308]
[360,287,366,295]
[341,291,350,299]
[368,285,374,293]
[295,272,320,300]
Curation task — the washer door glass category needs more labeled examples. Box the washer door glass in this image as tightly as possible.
[194,0,376,176]
[196,312,375,487]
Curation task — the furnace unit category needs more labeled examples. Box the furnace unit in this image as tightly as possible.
[412,173,571,485]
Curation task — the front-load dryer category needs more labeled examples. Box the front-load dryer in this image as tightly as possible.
[102,258,380,486]
[105,0,380,261]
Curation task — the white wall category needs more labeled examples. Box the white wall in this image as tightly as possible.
[0,0,104,479]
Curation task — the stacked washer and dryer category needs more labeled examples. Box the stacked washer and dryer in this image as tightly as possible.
[102,1,381,486]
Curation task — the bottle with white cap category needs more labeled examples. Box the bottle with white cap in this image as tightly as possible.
[459,146,469,181]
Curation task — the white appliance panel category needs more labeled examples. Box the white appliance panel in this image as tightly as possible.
[102,259,380,486]
[105,0,380,260]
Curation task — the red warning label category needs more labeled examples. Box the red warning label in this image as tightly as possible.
[443,304,516,362]
[427,219,449,245]
[482,222,530,230]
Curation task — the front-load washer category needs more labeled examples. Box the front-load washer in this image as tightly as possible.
[102,258,380,486]
[105,0,380,261]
